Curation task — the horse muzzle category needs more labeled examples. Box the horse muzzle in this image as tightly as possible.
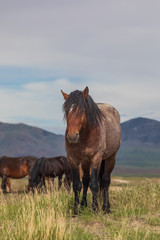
[67,132,79,143]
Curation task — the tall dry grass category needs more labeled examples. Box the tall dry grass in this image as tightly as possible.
[0,177,160,240]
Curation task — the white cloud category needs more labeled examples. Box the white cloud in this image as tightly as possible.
[0,0,160,77]
[0,78,159,134]
[0,79,86,132]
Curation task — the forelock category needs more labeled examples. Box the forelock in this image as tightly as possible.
[62,89,104,127]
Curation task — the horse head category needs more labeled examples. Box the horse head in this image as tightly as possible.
[28,159,42,191]
[61,87,89,143]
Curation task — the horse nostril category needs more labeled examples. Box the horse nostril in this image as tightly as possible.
[67,133,72,141]
[67,132,79,143]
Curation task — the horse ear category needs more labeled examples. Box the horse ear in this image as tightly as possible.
[83,86,89,99]
[61,90,69,100]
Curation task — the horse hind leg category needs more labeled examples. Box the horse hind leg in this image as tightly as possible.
[101,173,111,213]
[6,178,12,193]
[63,174,71,191]
[101,154,116,213]
[90,167,99,212]
[1,174,7,194]
[47,177,54,190]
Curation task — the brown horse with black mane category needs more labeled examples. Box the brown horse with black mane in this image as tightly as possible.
[61,86,121,215]
[0,155,38,193]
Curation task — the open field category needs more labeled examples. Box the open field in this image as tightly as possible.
[0,177,160,240]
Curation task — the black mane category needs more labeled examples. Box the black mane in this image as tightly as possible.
[62,90,104,127]
[31,159,42,182]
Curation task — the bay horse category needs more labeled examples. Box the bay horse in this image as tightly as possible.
[61,86,121,214]
[28,156,71,192]
[0,155,38,193]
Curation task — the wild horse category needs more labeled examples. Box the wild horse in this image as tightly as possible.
[0,155,38,193]
[61,86,121,214]
[28,156,71,191]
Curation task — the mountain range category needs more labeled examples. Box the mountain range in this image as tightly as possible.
[115,117,160,176]
[0,117,159,176]
[0,122,65,157]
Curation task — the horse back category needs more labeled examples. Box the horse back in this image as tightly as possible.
[40,157,66,177]
[98,103,121,159]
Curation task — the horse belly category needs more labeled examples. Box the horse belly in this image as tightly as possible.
[7,164,29,179]
[51,165,64,177]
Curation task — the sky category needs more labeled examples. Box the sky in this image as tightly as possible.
[0,0,160,134]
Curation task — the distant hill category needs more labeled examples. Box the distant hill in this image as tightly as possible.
[121,117,160,145]
[0,122,65,157]
[114,117,160,176]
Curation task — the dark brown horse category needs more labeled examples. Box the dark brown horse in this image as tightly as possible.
[28,156,71,191]
[61,86,121,214]
[0,156,38,193]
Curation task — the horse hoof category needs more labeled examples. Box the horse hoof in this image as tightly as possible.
[72,211,78,217]
[81,200,87,208]
[103,208,111,214]
[92,203,98,213]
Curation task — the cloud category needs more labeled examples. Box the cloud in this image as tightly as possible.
[0,0,160,79]
[0,78,159,134]
[0,79,86,133]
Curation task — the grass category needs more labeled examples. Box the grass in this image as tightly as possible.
[0,177,160,240]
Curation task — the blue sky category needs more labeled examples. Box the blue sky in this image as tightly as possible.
[0,0,160,134]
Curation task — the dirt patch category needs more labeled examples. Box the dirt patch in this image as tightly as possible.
[112,178,129,184]
[111,186,123,191]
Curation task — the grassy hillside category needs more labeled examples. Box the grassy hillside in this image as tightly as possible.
[0,178,160,239]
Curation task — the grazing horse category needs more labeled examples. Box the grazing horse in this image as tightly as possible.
[28,156,71,191]
[0,156,38,193]
[61,86,121,214]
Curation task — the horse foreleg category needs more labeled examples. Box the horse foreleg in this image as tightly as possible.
[81,173,90,207]
[58,175,62,190]
[42,177,46,191]
[90,167,99,212]
[1,174,7,194]
[72,168,82,215]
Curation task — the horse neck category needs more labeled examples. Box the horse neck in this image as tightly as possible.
[80,120,99,140]
[31,166,39,181]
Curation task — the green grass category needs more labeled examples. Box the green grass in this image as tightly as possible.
[0,177,160,239]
